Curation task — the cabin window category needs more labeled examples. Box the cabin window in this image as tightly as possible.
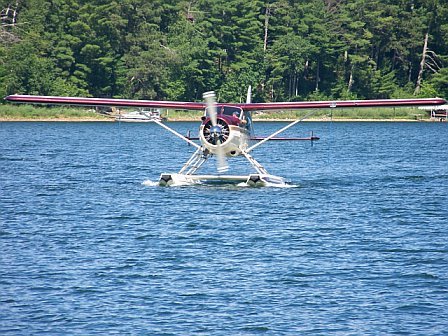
[221,106,241,118]
[205,106,242,118]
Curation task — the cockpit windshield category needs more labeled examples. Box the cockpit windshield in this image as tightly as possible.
[221,106,242,118]
[205,106,243,119]
[204,105,252,131]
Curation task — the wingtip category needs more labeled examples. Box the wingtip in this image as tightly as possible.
[4,94,16,102]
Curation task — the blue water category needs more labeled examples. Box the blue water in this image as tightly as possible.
[1,121,447,335]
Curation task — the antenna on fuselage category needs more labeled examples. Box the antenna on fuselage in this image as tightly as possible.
[245,85,255,136]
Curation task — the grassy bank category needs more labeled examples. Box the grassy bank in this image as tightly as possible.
[0,104,111,121]
[0,104,429,121]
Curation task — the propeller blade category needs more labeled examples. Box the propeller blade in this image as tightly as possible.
[203,91,228,173]
[203,91,217,126]
[215,139,229,173]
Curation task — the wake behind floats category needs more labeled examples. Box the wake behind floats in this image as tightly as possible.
[5,89,446,187]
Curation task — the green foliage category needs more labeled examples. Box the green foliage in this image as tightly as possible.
[427,67,448,98]
[1,0,447,102]
[219,67,263,103]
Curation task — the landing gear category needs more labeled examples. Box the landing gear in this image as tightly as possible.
[158,147,287,187]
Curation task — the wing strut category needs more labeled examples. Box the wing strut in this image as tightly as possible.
[147,117,201,149]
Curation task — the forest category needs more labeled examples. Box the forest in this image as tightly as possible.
[1,0,447,104]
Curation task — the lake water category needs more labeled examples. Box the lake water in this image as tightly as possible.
[1,121,447,335]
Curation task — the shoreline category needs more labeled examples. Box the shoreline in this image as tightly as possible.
[0,118,433,122]
[0,117,114,122]
[1,106,434,122]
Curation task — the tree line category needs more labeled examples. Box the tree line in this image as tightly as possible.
[1,0,447,103]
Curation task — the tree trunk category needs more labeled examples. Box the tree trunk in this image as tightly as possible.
[414,31,429,95]
[263,6,270,52]
[347,65,354,92]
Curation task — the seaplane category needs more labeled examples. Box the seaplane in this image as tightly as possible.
[5,89,446,187]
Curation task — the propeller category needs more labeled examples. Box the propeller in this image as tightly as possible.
[203,91,229,173]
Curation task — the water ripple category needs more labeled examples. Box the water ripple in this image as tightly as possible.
[1,121,447,335]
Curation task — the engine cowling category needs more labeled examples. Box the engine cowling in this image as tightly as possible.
[202,118,230,145]
[199,119,249,157]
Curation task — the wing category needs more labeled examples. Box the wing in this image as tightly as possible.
[236,98,446,111]
[5,94,445,111]
[4,95,206,110]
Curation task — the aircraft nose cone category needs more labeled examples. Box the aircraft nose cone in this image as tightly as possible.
[210,125,222,137]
